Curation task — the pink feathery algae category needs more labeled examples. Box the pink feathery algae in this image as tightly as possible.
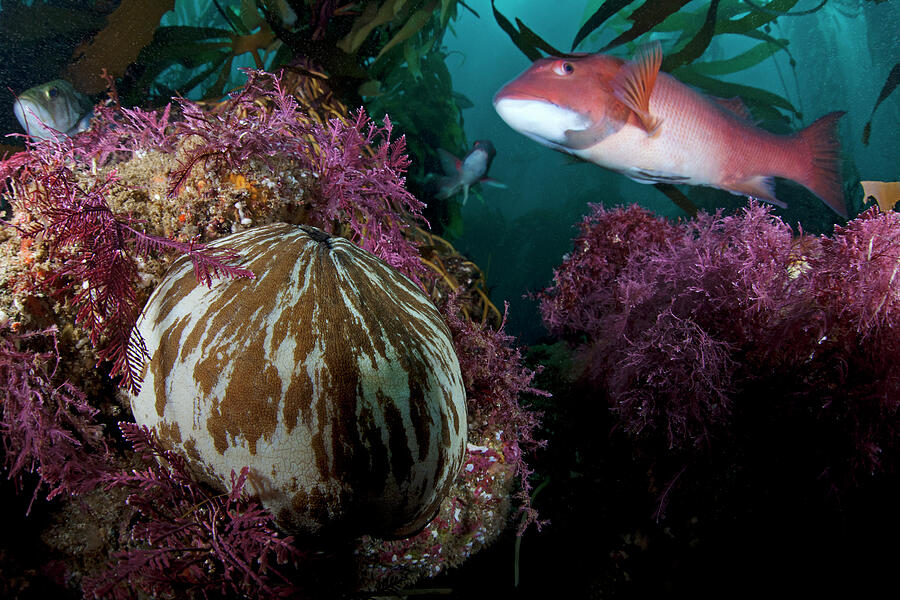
[442,294,548,534]
[166,69,427,283]
[540,202,896,492]
[303,109,427,281]
[800,207,900,478]
[539,203,677,341]
[3,157,253,393]
[74,102,177,164]
[166,70,313,197]
[82,423,304,600]
[0,324,109,512]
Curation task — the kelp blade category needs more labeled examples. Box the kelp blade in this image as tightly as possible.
[862,62,900,145]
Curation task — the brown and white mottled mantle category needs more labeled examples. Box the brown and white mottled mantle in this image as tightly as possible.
[129,223,467,537]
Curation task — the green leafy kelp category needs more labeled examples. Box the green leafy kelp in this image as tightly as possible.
[122,1,285,104]
[87,1,475,106]
[364,42,472,236]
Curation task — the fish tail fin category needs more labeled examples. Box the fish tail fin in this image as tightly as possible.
[797,111,847,217]
[434,176,460,200]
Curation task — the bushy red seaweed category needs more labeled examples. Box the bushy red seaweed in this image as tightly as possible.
[802,208,900,476]
[540,202,897,491]
[82,423,304,600]
[442,294,549,534]
[3,156,254,393]
[165,69,427,283]
[0,324,109,512]
[539,204,678,341]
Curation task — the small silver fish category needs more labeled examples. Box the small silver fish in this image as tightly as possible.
[434,140,506,204]
[13,80,93,140]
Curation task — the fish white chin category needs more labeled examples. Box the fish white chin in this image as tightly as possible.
[493,98,591,150]
[14,99,60,140]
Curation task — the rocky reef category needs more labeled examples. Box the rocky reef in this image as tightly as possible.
[0,68,544,598]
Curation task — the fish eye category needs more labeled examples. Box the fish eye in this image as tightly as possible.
[553,61,575,76]
[47,87,59,99]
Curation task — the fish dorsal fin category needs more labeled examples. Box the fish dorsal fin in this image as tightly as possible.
[437,148,462,176]
[612,41,663,136]
[714,96,754,122]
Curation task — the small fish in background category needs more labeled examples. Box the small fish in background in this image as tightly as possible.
[243,0,297,28]
[493,42,847,217]
[270,0,298,27]
[861,180,900,212]
[434,139,506,204]
[13,80,94,141]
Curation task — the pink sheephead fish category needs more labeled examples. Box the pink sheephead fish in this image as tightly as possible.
[493,42,847,217]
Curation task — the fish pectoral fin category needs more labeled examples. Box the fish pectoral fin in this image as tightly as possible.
[437,148,462,176]
[69,110,94,136]
[713,96,754,123]
[563,119,622,150]
[723,176,787,208]
[624,168,691,185]
[612,40,663,136]
[563,127,603,150]
[480,177,507,189]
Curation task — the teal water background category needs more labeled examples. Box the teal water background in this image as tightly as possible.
[444,0,899,343]
[1,1,898,343]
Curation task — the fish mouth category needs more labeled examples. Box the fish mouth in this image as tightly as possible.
[492,89,556,108]
[493,94,593,150]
